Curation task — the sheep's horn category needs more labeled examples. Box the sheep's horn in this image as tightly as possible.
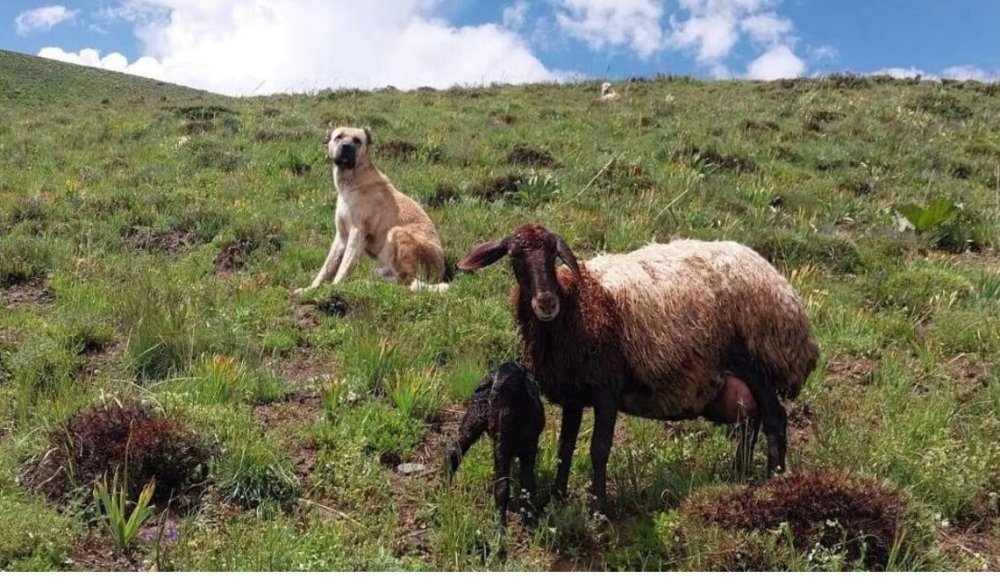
[554,235,581,280]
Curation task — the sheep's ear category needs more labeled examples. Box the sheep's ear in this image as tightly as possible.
[363,127,373,146]
[458,238,508,271]
[554,234,582,280]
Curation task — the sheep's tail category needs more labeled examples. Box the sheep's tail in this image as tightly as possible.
[759,333,820,401]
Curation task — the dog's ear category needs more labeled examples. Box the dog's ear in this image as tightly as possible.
[363,127,373,146]
[458,238,509,272]
[322,122,334,147]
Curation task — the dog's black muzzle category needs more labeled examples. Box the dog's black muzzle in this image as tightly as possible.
[332,145,357,169]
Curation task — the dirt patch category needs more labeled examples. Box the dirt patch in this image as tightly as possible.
[599,159,654,194]
[1,279,53,309]
[386,403,466,557]
[75,341,123,382]
[426,183,460,208]
[938,527,1000,571]
[506,144,559,168]
[683,469,911,570]
[743,119,780,136]
[254,389,323,430]
[67,530,143,571]
[469,174,522,202]
[264,349,338,387]
[825,354,876,390]
[786,401,817,447]
[254,389,324,480]
[214,239,254,273]
[378,139,419,160]
[946,354,994,402]
[125,225,198,255]
[24,400,210,508]
[291,294,352,330]
[804,109,844,132]
[674,145,757,173]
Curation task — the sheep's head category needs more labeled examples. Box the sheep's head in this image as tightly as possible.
[458,223,581,322]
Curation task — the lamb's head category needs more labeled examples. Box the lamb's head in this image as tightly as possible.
[458,223,581,322]
[601,82,612,95]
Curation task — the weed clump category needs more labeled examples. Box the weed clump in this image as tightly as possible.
[25,400,210,507]
[599,159,654,194]
[674,144,757,173]
[506,144,559,167]
[426,183,460,208]
[677,469,925,570]
[124,225,197,255]
[378,139,419,160]
[469,174,522,202]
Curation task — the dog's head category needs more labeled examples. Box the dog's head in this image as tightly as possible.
[324,126,373,170]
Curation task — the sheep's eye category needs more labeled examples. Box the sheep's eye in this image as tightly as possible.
[352,137,362,145]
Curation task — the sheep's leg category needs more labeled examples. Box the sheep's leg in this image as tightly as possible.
[493,445,513,529]
[590,392,618,514]
[518,447,539,524]
[745,378,788,476]
[447,409,488,476]
[732,416,761,481]
[553,404,583,501]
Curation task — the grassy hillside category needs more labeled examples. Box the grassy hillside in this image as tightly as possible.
[1,48,998,570]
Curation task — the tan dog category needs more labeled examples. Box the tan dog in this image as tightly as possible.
[296,126,447,293]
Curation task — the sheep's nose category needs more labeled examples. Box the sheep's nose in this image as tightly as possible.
[531,293,560,321]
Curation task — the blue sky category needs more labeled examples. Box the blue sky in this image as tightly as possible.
[2,1,998,96]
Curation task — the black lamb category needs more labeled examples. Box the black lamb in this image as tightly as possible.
[447,362,545,527]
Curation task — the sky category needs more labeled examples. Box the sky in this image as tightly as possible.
[1,0,999,96]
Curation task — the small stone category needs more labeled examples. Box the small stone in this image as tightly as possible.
[396,462,426,475]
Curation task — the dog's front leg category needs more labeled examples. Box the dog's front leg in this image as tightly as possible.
[296,232,347,294]
[332,227,366,284]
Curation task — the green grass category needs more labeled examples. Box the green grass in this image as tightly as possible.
[1,49,999,569]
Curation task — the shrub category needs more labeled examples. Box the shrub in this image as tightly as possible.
[675,469,933,570]
[25,400,210,506]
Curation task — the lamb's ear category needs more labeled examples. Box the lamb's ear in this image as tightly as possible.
[363,127,373,146]
[458,238,509,272]
[554,234,581,280]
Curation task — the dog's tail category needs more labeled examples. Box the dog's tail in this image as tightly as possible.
[409,279,449,292]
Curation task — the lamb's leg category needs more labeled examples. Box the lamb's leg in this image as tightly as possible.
[518,447,539,524]
[744,376,788,476]
[733,416,761,480]
[553,404,583,501]
[447,395,489,475]
[493,444,513,529]
[590,391,618,514]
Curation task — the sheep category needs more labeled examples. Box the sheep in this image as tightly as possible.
[457,223,819,513]
[600,82,620,101]
[447,362,545,528]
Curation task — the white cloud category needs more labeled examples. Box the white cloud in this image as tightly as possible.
[868,65,999,83]
[666,0,807,78]
[37,0,557,95]
[38,46,166,79]
[746,43,804,79]
[871,67,928,80]
[940,65,1000,83]
[740,13,791,46]
[502,1,529,30]
[553,0,666,58]
[810,45,838,61]
[15,5,78,36]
